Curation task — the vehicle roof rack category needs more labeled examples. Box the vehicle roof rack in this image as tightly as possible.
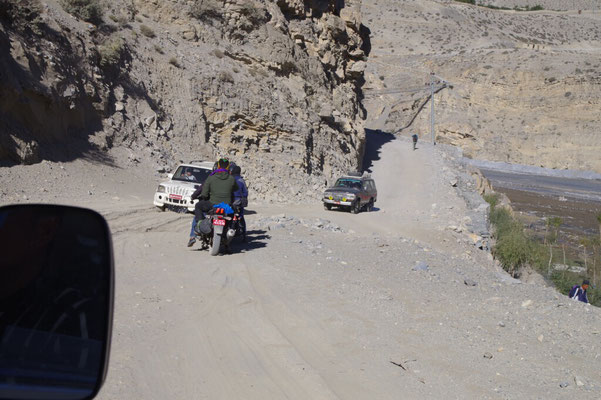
[346,171,362,177]
[187,160,215,168]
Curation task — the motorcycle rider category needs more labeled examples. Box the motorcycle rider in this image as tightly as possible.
[187,158,238,247]
[230,165,248,242]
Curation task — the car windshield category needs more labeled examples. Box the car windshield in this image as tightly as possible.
[172,166,211,183]
[335,179,362,189]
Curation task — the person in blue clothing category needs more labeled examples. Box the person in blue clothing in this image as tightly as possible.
[569,279,590,303]
[230,165,248,242]
[187,158,237,247]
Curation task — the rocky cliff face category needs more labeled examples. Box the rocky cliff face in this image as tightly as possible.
[0,0,369,200]
[364,0,601,173]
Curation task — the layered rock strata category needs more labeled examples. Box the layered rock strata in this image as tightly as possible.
[363,0,601,173]
[0,0,370,201]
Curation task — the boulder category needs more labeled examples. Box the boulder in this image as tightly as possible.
[339,7,361,30]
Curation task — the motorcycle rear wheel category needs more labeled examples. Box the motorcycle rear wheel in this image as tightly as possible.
[209,229,221,256]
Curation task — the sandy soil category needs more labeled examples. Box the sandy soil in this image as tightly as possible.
[2,137,600,399]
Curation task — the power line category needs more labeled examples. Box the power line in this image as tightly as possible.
[365,73,453,144]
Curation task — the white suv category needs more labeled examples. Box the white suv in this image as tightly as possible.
[153,161,214,212]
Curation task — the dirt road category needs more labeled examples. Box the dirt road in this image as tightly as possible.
[91,137,600,399]
[2,136,600,398]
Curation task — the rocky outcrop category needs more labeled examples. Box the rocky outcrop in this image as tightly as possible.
[0,0,370,201]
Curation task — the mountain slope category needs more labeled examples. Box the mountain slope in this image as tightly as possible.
[363,0,601,172]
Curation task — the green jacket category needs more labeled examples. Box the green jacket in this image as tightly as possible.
[200,170,239,205]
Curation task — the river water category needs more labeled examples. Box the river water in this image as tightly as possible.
[478,167,601,238]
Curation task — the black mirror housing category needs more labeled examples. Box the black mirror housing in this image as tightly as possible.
[0,204,114,400]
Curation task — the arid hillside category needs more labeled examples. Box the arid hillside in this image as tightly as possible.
[0,0,370,200]
[364,0,601,172]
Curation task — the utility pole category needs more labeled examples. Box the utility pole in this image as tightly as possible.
[429,72,451,146]
[430,73,435,145]
[364,73,452,142]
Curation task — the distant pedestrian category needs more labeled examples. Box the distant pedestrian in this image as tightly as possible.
[569,279,590,303]
[412,133,418,150]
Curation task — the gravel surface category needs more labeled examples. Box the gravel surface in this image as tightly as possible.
[1,136,600,399]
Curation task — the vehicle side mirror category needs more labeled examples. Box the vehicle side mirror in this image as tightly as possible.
[0,205,114,400]
[167,173,173,179]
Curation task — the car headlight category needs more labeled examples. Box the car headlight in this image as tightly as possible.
[157,185,166,193]
[345,193,356,199]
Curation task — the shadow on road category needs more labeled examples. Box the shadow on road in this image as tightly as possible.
[362,129,396,173]
[236,229,269,253]
[190,229,269,254]
[326,206,381,214]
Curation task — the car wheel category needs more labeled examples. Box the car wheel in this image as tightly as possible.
[157,205,166,212]
[324,203,332,210]
[366,198,374,212]
[350,200,360,214]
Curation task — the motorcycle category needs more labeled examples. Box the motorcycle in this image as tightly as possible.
[195,206,242,255]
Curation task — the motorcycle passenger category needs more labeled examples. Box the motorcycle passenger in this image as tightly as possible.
[187,158,238,247]
[230,165,248,242]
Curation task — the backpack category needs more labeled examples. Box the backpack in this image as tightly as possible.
[213,202,234,215]
[195,218,212,235]
[569,285,580,300]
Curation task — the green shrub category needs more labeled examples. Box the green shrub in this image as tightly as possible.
[0,0,43,33]
[489,207,515,235]
[484,4,510,10]
[98,37,125,69]
[494,228,530,274]
[60,0,103,25]
[489,206,547,275]
[109,14,129,26]
[483,193,499,209]
[139,24,155,38]
[189,0,223,21]
[487,192,600,306]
